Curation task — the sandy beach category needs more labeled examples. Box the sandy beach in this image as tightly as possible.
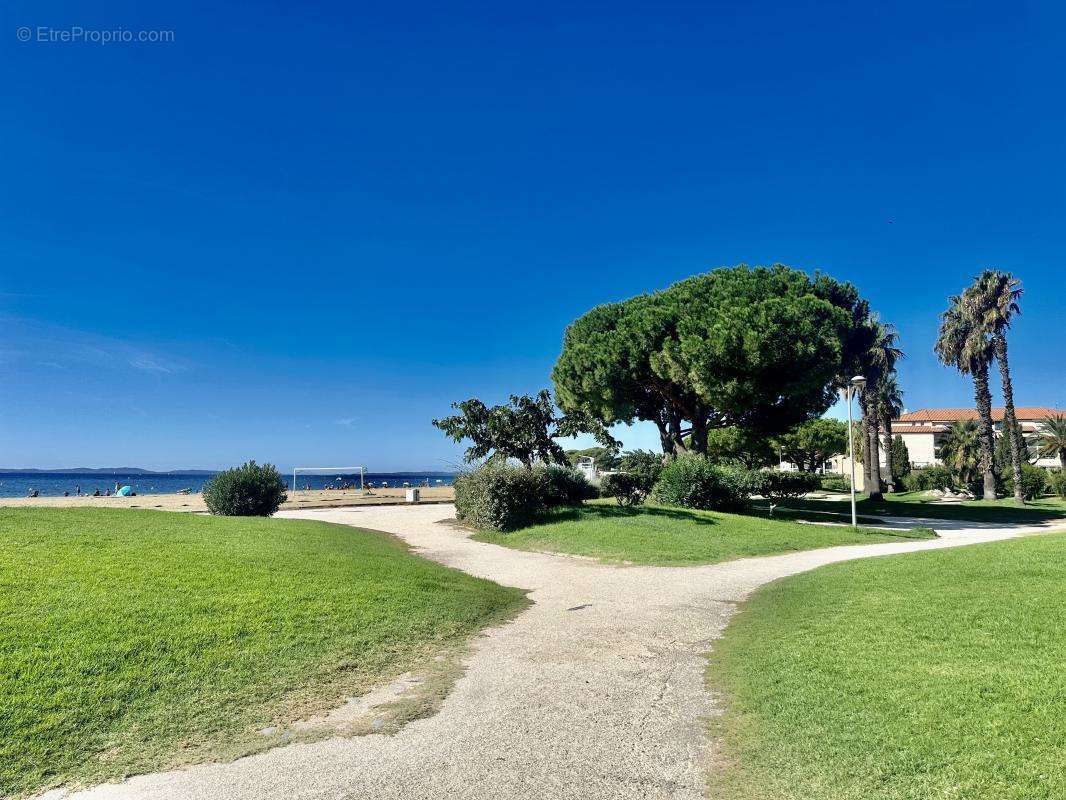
[0,486,455,513]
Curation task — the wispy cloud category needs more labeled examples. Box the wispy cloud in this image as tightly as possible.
[128,356,176,374]
[335,417,357,427]
[1,315,192,376]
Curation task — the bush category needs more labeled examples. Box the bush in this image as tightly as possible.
[617,450,665,494]
[599,472,645,506]
[453,464,544,532]
[1002,463,1049,501]
[651,456,763,512]
[819,474,851,492]
[203,461,288,516]
[901,465,954,492]
[890,435,912,480]
[1048,469,1066,499]
[534,463,596,507]
[762,471,821,502]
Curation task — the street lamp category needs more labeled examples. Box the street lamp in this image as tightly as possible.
[842,375,866,527]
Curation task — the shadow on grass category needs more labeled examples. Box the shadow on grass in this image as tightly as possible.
[542,502,915,535]
[787,496,1065,524]
[541,504,720,526]
[746,503,883,526]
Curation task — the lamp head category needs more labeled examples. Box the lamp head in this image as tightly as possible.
[851,375,867,391]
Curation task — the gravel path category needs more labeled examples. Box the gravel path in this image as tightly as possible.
[55,505,1060,800]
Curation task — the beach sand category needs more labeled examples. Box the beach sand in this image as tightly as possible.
[0,486,455,513]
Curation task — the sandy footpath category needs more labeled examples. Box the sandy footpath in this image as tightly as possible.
[47,504,1061,800]
[0,486,454,513]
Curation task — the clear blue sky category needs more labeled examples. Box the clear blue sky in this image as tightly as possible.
[2,1,1064,471]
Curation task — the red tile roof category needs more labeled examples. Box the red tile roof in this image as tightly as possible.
[896,407,1064,423]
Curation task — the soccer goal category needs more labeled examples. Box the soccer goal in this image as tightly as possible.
[291,466,366,492]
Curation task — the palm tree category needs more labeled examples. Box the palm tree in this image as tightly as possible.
[937,419,982,489]
[1036,414,1066,469]
[964,270,1025,502]
[875,372,904,490]
[935,297,997,500]
[860,321,903,501]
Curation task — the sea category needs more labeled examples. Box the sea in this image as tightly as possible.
[0,471,456,498]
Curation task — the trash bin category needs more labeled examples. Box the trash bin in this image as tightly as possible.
[405,488,420,503]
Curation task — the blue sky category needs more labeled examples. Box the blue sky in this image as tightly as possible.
[2,0,1064,471]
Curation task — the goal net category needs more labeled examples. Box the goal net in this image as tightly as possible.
[291,466,366,492]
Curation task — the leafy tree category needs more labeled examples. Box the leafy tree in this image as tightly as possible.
[936,420,982,490]
[704,426,777,469]
[890,435,911,482]
[964,270,1026,501]
[554,265,863,456]
[1035,414,1066,469]
[617,449,666,492]
[935,297,997,499]
[433,390,615,469]
[774,419,849,473]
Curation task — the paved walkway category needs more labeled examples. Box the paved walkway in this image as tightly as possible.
[57,505,1060,800]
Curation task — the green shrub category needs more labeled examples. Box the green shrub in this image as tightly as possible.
[1001,463,1049,501]
[762,471,821,502]
[617,450,665,494]
[890,435,912,480]
[901,465,954,492]
[203,461,287,516]
[453,464,544,531]
[819,474,851,492]
[534,463,596,507]
[1048,469,1066,499]
[651,456,762,511]
[599,472,645,506]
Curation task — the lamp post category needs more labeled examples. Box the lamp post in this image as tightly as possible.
[842,374,867,527]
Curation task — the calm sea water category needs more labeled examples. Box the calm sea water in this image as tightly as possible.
[0,471,455,498]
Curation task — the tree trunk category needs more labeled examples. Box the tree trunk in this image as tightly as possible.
[668,412,688,455]
[688,413,709,456]
[881,416,894,492]
[972,363,998,500]
[861,411,873,492]
[864,393,884,501]
[994,334,1025,504]
[653,415,676,460]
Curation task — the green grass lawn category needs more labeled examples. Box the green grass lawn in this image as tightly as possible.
[710,529,1066,800]
[790,491,1066,524]
[472,503,936,566]
[0,508,527,796]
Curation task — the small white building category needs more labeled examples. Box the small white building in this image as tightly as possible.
[575,455,598,481]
